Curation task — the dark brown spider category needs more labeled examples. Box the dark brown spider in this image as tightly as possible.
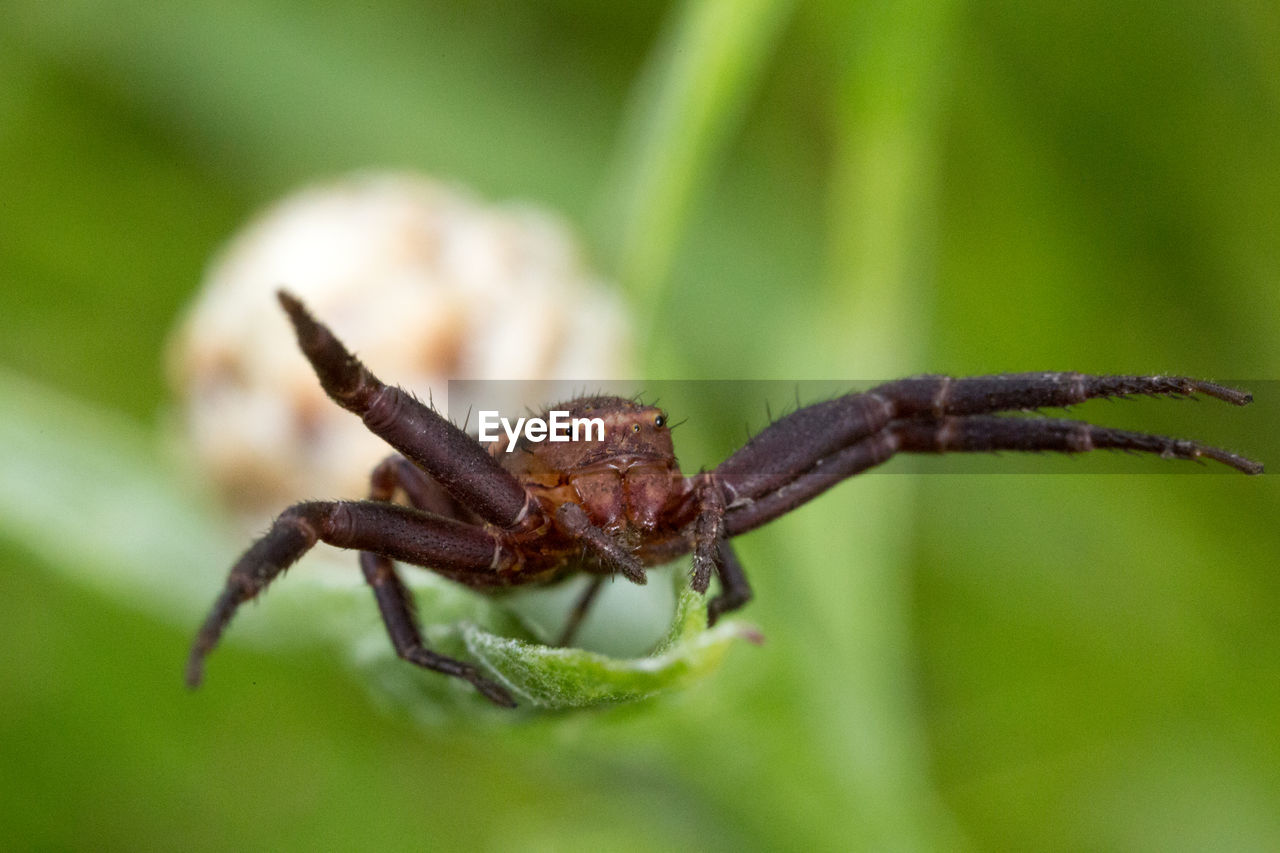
[186,292,1263,706]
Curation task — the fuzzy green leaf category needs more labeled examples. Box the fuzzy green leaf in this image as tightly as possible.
[463,573,761,709]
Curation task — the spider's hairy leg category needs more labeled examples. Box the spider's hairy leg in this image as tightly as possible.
[691,475,726,594]
[360,552,515,707]
[713,373,1255,510]
[187,501,332,687]
[369,454,469,520]
[362,456,515,706]
[893,415,1265,474]
[186,500,508,689]
[276,291,538,529]
[723,431,901,537]
[873,372,1253,418]
[721,412,1262,536]
[707,539,752,627]
[555,575,605,647]
[554,503,646,584]
[714,394,896,506]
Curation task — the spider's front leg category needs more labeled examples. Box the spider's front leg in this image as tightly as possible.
[276,291,540,531]
[718,404,1261,538]
[684,474,752,623]
[706,539,751,627]
[712,373,1253,506]
[689,475,725,594]
[554,503,646,584]
[890,415,1265,473]
[694,374,1260,622]
[186,499,517,706]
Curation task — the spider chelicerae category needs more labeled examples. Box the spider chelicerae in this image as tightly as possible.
[186,291,1262,706]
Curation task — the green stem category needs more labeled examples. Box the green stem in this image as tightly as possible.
[602,0,795,348]
[783,0,965,846]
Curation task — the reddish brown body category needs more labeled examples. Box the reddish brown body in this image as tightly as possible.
[485,397,698,582]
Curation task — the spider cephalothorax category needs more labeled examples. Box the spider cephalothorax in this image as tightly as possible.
[187,292,1262,706]
[496,396,686,544]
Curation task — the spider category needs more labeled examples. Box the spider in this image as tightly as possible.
[186,291,1263,707]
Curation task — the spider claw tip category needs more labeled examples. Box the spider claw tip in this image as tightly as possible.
[473,680,517,708]
[276,291,317,333]
[1193,381,1254,406]
[275,288,301,311]
[183,657,206,689]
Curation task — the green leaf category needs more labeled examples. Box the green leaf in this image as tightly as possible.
[0,367,228,620]
[463,572,761,709]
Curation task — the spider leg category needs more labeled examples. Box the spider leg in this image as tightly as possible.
[691,475,726,594]
[555,575,605,647]
[874,372,1252,417]
[554,503,646,585]
[369,454,470,521]
[360,552,515,706]
[722,432,900,536]
[707,539,752,627]
[362,456,514,706]
[893,415,1265,473]
[722,414,1262,536]
[715,373,1253,507]
[276,291,537,529]
[186,500,509,690]
[554,535,748,639]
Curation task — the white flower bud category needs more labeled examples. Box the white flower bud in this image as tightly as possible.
[168,173,633,518]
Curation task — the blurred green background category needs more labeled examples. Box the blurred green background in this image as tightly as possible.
[2,0,1278,850]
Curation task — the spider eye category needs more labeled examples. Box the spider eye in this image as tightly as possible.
[654,414,666,428]
[631,423,641,433]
